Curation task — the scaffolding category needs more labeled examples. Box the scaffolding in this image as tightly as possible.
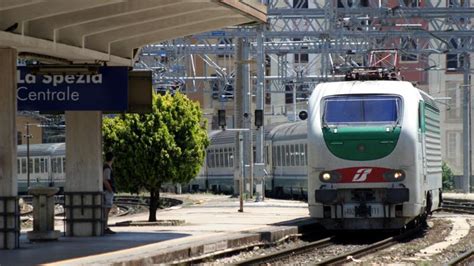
[137,0,474,192]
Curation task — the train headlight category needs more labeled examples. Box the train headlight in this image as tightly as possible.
[383,170,406,182]
[319,171,341,183]
[322,173,331,181]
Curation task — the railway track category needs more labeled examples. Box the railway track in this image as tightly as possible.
[447,246,474,265]
[440,200,474,215]
[234,237,335,265]
[233,227,422,266]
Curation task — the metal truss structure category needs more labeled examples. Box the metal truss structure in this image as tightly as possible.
[138,0,474,96]
[137,0,474,193]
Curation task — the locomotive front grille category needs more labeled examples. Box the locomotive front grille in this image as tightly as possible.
[315,188,409,204]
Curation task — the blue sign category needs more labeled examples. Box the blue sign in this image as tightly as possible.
[17,66,128,111]
[211,31,226,37]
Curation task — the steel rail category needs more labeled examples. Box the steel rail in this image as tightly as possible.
[446,247,474,265]
[316,227,422,265]
[234,237,334,266]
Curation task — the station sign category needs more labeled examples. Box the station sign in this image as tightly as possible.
[17,66,128,111]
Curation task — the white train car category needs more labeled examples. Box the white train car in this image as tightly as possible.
[189,123,309,199]
[305,80,442,230]
[268,122,308,198]
[17,143,66,194]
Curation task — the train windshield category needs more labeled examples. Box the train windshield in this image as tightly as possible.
[323,95,401,125]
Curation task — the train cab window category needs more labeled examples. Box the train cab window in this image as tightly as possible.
[285,145,290,166]
[323,95,401,125]
[34,158,40,173]
[21,158,27,174]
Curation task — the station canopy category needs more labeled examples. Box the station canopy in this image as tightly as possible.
[0,0,266,65]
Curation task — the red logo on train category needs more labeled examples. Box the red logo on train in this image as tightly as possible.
[336,167,390,183]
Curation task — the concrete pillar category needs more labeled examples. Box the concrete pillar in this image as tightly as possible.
[0,48,20,249]
[65,111,103,236]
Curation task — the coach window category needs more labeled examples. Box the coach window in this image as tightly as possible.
[21,158,27,174]
[40,158,45,173]
[229,148,234,167]
[272,147,276,166]
[17,159,21,174]
[208,150,213,168]
[281,145,285,166]
[62,157,66,173]
[290,145,295,166]
[281,146,286,166]
[52,158,56,173]
[34,158,40,173]
[274,146,278,166]
[280,146,285,166]
[286,145,291,166]
[295,145,300,166]
[213,149,217,168]
[220,148,224,168]
[224,148,229,167]
[28,158,33,173]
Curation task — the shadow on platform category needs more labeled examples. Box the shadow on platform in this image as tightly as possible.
[0,232,189,265]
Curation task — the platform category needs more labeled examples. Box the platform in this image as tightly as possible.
[1,192,472,265]
[0,194,310,265]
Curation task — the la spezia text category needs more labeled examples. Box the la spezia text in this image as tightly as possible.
[16,72,103,102]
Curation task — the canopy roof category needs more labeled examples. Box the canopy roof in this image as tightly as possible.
[0,0,266,65]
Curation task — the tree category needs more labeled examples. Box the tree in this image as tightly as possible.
[103,92,209,221]
[442,162,454,190]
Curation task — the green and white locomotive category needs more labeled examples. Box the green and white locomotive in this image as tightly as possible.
[306,80,442,230]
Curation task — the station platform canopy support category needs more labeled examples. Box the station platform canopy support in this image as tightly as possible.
[0,0,266,249]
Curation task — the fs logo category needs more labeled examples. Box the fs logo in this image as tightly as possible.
[352,168,373,182]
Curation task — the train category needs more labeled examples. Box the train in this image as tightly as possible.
[305,80,442,230]
[188,122,309,199]
[17,142,66,194]
[190,79,442,230]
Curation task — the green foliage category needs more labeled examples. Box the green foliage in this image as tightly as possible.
[442,162,454,190]
[103,92,209,194]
